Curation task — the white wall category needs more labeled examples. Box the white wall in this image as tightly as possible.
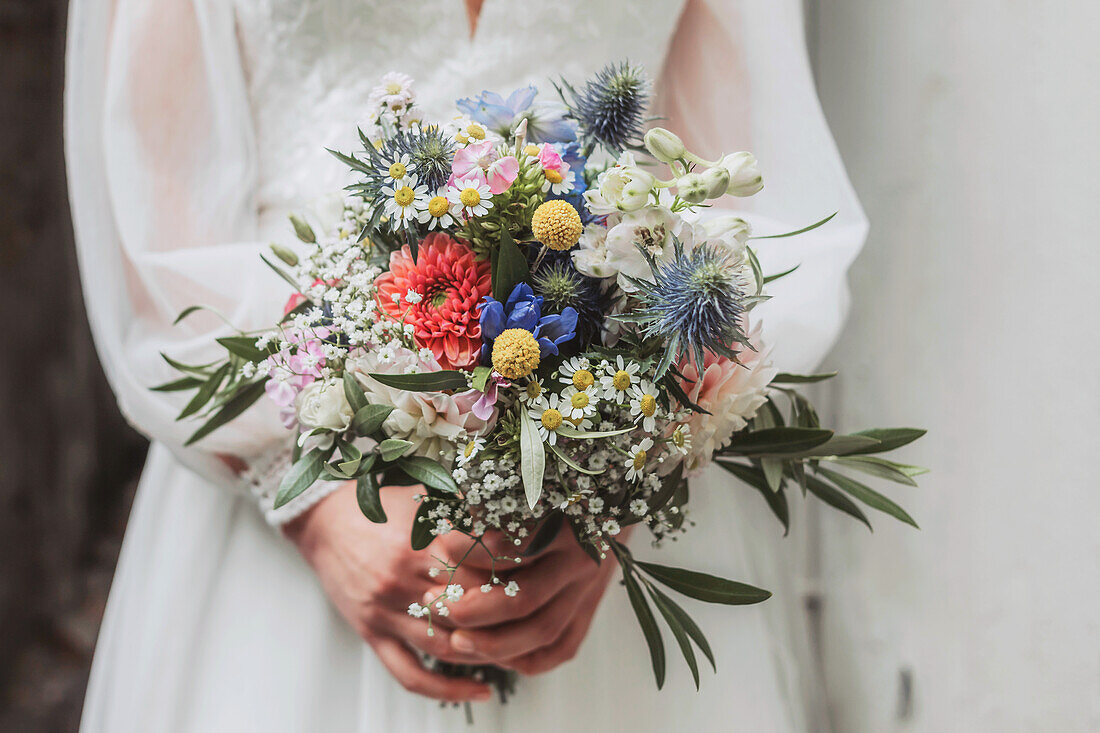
[807,1,1100,731]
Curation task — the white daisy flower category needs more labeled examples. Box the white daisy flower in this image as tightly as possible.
[447,177,493,217]
[528,393,566,445]
[380,152,415,185]
[629,380,661,433]
[599,355,640,403]
[558,356,595,390]
[368,72,415,112]
[563,414,594,432]
[625,438,653,483]
[541,168,576,195]
[669,424,692,456]
[517,377,548,405]
[381,175,428,230]
[560,385,598,420]
[456,436,486,467]
[417,192,457,230]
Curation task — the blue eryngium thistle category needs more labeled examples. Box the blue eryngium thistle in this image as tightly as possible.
[530,253,610,346]
[623,239,751,379]
[560,61,650,154]
[387,126,456,192]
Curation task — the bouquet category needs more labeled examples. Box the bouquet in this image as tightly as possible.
[157,63,925,699]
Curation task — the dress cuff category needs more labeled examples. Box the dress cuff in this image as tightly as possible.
[240,445,344,526]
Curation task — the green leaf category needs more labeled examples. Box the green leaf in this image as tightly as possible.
[723,427,834,456]
[637,562,772,605]
[848,428,927,455]
[555,425,635,440]
[351,404,394,437]
[745,246,764,295]
[338,441,364,475]
[161,352,219,377]
[471,365,493,392]
[151,376,203,392]
[274,450,326,508]
[184,379,268,446]
[753,404,784,492]
[523,511,564,557]
[837,455,928,482]
[547,442,604,476]
[715,460,789,534]
[653,333,681,381]
[817,467,919,528]
[379,438,414,461]
[749,211,837,240]
[622,568,666,689]
[365,371,469,392]
[804,474,873,530]
[356,471,386,523]
[288,214,316,243]
[762,264,800,284]
[789,434,881,457]
[343,372,368,413]
[216,335,273,363]
[177,362,230,419]
[647,584,702,687]
[491,229,529,301]
[519,409,546,509]
[260,254,303,292]
[647,584,715,672]
[771,371,838,384]
[410,500,437,550]
[397,456,459,494]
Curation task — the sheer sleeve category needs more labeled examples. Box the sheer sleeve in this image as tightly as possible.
[65,0,336,523]
[658,0,869,373]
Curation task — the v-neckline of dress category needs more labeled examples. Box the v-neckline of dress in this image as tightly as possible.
[463,0,487,40]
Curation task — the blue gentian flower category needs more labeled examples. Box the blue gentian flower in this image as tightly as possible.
[457,87,577,144]
[479,283,578,365]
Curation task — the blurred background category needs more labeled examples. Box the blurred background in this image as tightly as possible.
[0,0,1096,731]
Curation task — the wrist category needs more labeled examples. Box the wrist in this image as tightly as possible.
[282,480,354,555]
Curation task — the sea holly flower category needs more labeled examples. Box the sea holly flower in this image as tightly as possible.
[478,283,578,366]
[560,61,650,153]
[452,140,519,194]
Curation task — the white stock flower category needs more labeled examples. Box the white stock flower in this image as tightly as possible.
[571,223,617,279]
[716,152,764,197]
[584,153,655,214]
[603,206,682,292]
[295,378,354,431]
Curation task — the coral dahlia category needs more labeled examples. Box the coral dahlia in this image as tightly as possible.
[375,233,491,370]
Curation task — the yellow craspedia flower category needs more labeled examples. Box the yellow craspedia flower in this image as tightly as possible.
[531,200,583,251]
[491,328,541,379]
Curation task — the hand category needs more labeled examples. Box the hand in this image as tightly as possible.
[283,482,494,703]
[429,523,628,676]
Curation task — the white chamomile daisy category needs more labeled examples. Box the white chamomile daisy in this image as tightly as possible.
[629,380,661,433]
[418,191,456,230]
[558,356,594,390]
[382,175,428,230]
[456,436,486,467]
[517,377,548,405]
[447,177,493,217]
[380,152,415,185]
[599,355,640,403]
[669,424,692,456]
[563,414,594,432]
[625,438,653,483]
[454,118,492,145]
[560,385,598,420]
[541,167,575,195]
[529,393,566,445]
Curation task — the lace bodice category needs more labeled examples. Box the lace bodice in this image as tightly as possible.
[233,0,686,220]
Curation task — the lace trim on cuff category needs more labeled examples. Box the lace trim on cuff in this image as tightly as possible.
[241,446,343,526]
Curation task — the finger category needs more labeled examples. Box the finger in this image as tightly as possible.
[448,580,587,662]
[431,551,598,629]
[505,578,605,676]
[370,635,492,703]
[381,613,485,666]
[434,531,524,572]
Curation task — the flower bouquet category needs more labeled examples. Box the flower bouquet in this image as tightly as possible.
[157,64,925,699]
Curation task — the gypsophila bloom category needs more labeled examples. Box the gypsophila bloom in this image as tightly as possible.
[407,602,428,618]
[630,499,649,516]
[504,581,520,597]
[602,519,622,536]
[481,584,493,593]
[444,584,465,602]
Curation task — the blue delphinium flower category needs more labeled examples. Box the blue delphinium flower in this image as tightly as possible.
[623,239,750,377]
[559,61,650,154]
[479,283,578,365]
[457,87,577,144]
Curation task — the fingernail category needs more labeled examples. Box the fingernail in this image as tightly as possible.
[451,631,476,654]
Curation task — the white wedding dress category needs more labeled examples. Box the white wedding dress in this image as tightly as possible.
[65,0,867,730]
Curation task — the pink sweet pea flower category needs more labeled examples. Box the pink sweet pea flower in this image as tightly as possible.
[471,373,510,421]
[452,140,519,195]
[536,143,567,175]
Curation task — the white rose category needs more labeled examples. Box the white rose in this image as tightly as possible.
[295,379,355,432]
[717,152,764,197]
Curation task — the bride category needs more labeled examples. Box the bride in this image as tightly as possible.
[66,0,867,730]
